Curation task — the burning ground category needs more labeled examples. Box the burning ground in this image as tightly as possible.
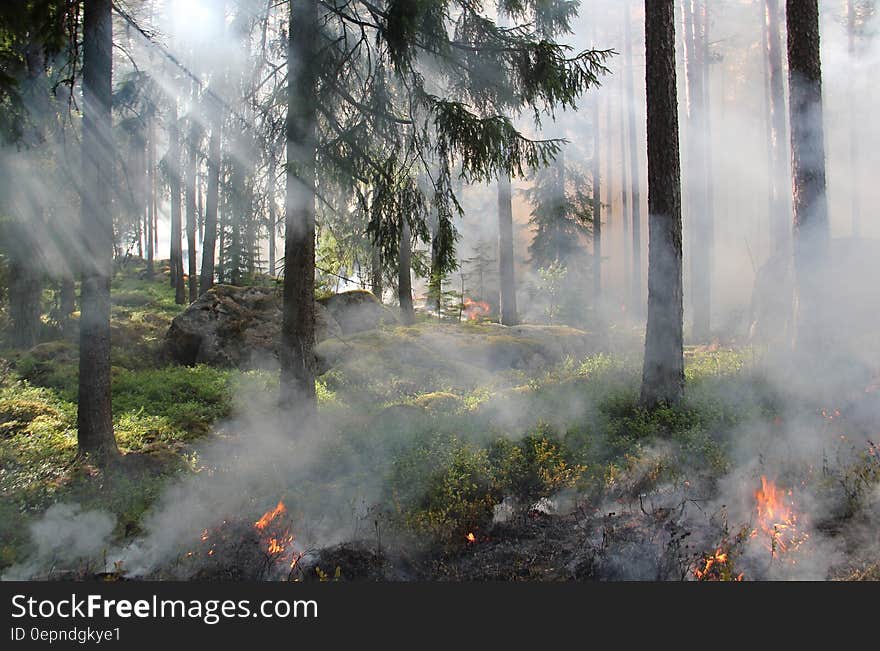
[2,268,880,581]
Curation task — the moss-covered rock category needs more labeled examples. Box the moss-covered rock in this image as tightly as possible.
[163,285,346,369]
[315,322,598,399]
[318,290,398,335]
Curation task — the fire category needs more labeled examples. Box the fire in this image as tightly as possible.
[254,501,301,567]
[694,547,743,581]
[751,476,808,558]
[463,298,490,321]
[182,499,304,578]
[254,500,286,530]
[465,532,476,543]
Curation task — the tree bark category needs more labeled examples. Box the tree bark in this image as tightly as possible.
[786,0,830,357]
[765,0,790,252]
[398,218,415,325]
[200,109,220,294]
[591,88,602,302]
[268,147,277,277]
[78,0,119,462]
[280,0,318,411]
[683,0,712,340]
[169,101,185,304]
[8,256,41,349]
[429,227,442,318]
[640,0,685,407]
[185,83,198,303]
[146,115,156,277]
[846,0,860,237]
[371,243,383,300]
[498,175,518,326]
[59,276,75,326]
[624,0,643,319]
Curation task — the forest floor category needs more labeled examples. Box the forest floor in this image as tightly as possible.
[1,262,879,581]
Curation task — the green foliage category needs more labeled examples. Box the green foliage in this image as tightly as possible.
[112,366,232,437]
[0,0,74,144]
[489,429,585,506]
[388,435,499,544]
[524,159,593,269]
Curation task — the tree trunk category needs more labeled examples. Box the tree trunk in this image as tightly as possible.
[429,227,442,318]
[185,84,198,303]
[197,174,204,245]
[200,111,220,294]
[786,0,830,357]
[280,0,318,411]
[229,149,243,286]
[846,0,860,237]
[765,0,790,252]
[77,0,119,462]
[59,276,75,328]
[398,218,415,325]
[371,244,383,300]
[8,256,41,349]
[146,115,156,277]
[169,101,185,304]
[591,23,602,302]
[498,175,518,326]
[624,1,643,319]
[268,149,277,277]
[640,0,685,408]
[683,0,712,341]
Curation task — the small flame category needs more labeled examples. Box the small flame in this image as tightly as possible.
[255,500,287,530]
[463,298,490,321]
[465,532,476,543]
[694,548,743,581]
[752,476,808,558]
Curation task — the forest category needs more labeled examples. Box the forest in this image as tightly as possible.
[0,0,878,583]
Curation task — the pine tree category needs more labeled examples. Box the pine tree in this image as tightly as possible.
[683,0,713,340]
[279,0,611,411]
[77,0,119,462]
[640,0,684,407]
[786,0,830,358]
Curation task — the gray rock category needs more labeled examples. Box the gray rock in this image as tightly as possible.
[163,285,346,369]
[318,289,398,335]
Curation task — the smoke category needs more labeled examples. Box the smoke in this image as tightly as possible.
[4,1,880,582]
[2,504,116,580]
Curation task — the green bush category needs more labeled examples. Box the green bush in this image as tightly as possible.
[489,429,585,507]
[388,435,499,545]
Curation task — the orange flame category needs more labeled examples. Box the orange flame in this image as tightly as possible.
[463,298,490,321]
[465,532,476,543]
[752,476,808,558]
[255,500,287,530]
[694,548,743,581]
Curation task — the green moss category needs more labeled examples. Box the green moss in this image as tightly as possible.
[112,366,232,435]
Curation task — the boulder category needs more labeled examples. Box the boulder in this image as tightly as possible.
[314,322,598,390]
[163,287,401,369]
[163,285,343,369]
[318,290,398,335]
